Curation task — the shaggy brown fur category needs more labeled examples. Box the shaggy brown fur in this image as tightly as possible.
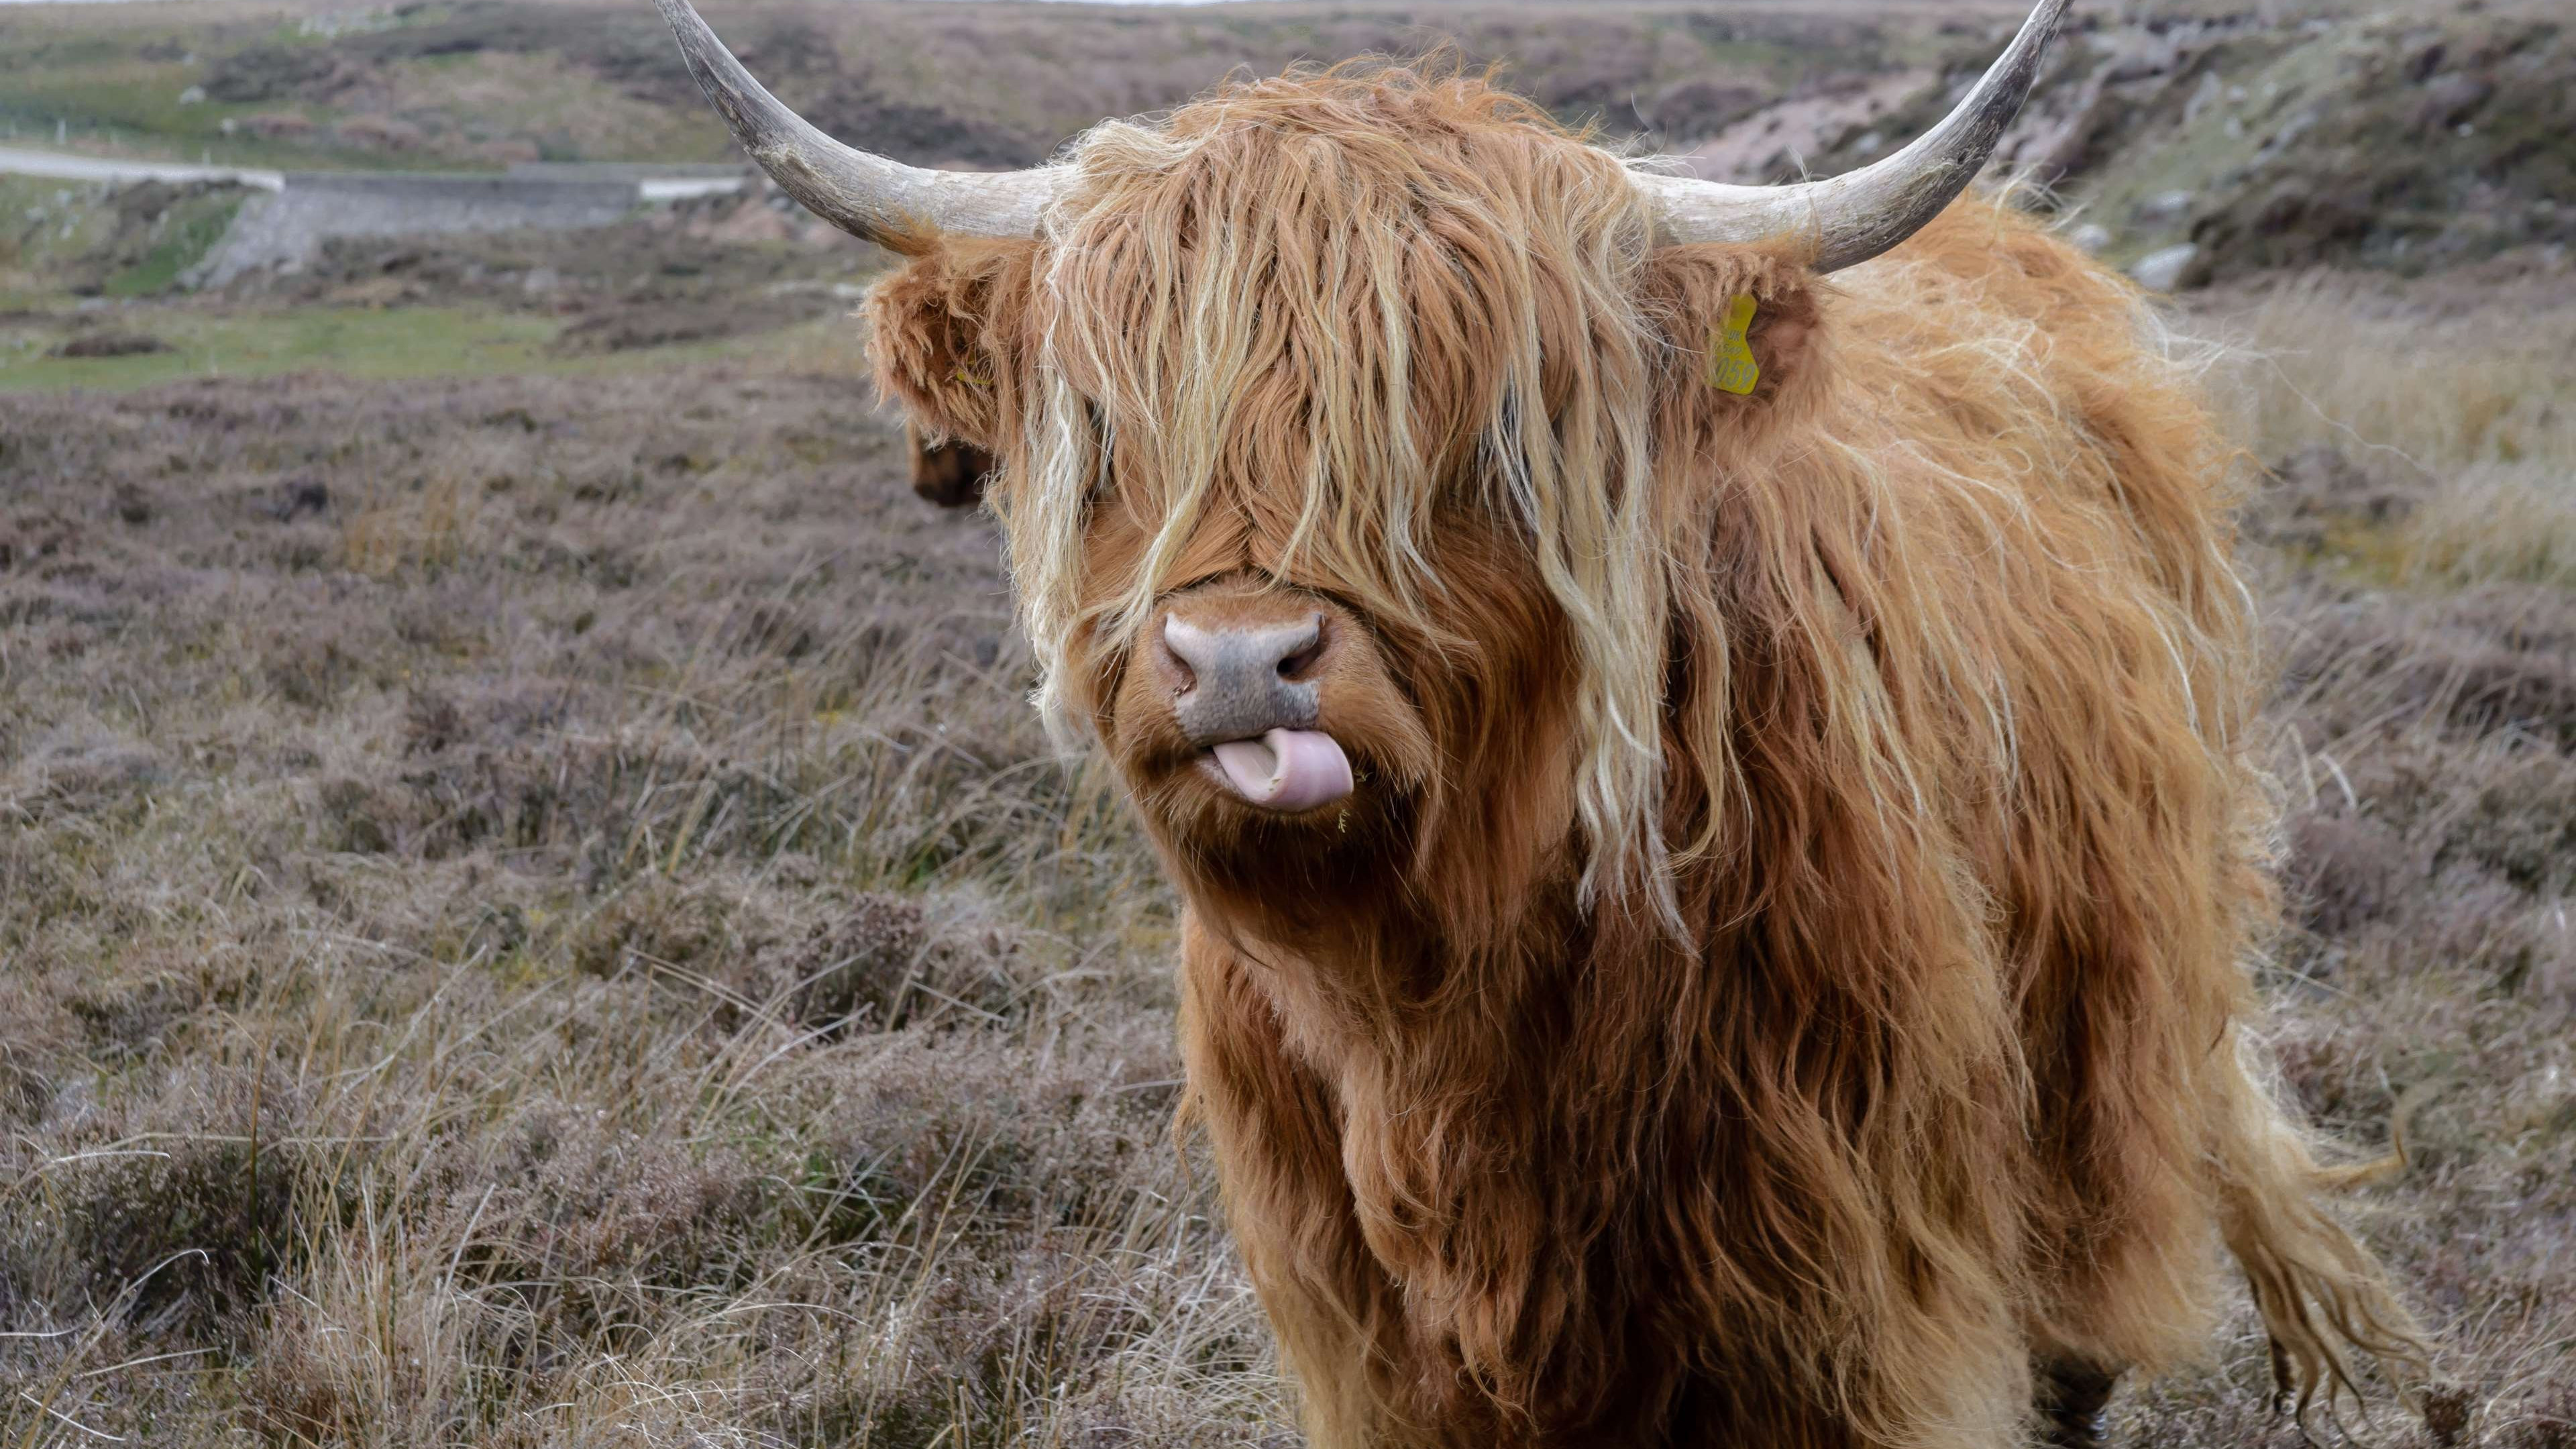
[865,63,2424,1449]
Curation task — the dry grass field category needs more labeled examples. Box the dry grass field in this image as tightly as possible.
[4,0,2575,1443]
[4,242,2572,1449]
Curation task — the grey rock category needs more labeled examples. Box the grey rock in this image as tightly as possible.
[2136,189,2198,225]
[2099,30,2185,83]
[2184,70,2224,125]
[2130,242,2200,292]
[2418,72,2494,131]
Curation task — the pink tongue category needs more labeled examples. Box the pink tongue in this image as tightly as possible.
[1210,729,1354,813]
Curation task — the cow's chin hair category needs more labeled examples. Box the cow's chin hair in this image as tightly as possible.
[1128,740,1404,854]
[1112,732,1426,925]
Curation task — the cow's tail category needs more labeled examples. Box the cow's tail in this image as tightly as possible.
[2212,1054,2432,1424]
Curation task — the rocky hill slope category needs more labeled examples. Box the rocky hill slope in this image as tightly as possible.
[8,0,2567,296]
[1790,4,2575,283]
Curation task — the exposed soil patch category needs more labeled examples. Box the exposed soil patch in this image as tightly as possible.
[48,331,170,358]
[547,294,830,354]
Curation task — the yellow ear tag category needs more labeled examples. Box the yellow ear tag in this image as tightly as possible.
[1708,294,1760,396]
[951,361,990,389]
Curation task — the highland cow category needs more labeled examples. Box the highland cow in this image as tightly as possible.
[654,1,2426,1443]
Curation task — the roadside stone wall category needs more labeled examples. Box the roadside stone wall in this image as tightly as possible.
[197,173,653,286]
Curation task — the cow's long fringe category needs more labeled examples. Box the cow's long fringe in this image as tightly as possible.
[1015,61,1680,919]
[865,60,2426,1449]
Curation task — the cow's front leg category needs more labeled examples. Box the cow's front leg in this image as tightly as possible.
[1177,922,1418,1449]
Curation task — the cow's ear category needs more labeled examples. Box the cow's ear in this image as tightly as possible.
[1640,242,1826,431]
[866,236,1040,459]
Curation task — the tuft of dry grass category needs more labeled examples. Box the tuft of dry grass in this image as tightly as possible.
[2400,474,2576,594]
[2216,266,2576,473]
[1,254,2571,1445]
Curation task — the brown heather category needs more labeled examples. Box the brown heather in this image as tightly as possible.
[3,250,2573,1449]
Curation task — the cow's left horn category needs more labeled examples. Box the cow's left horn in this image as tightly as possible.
[652,0,1061,246]
[1635,0,2070,272]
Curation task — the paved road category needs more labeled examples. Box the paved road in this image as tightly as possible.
[0,146,284,191]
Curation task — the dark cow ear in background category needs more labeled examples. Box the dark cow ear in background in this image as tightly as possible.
[908,420,994,508]
[1641,241,1825,412]
[866,237,1040,470]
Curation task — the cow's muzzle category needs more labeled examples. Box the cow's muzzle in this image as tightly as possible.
[1155,612,1354,813]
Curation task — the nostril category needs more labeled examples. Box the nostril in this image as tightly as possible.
[1158,640,1197,696]
[1275,614,1328,680]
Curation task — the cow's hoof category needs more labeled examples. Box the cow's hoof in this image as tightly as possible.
[2036,1360,2120,1449]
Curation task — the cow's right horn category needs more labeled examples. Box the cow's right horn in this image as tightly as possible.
[652,0,1061,247]
[1635,0,2070,271]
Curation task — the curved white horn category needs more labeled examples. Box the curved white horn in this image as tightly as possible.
[1636,0,2071,272]
[651,0,1060,246]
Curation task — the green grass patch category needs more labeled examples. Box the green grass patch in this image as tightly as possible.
[0,303,561,391]
[1,59,231,145]
[0,175,125,276]
[0,299,877,393]
[103,191,244,296]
